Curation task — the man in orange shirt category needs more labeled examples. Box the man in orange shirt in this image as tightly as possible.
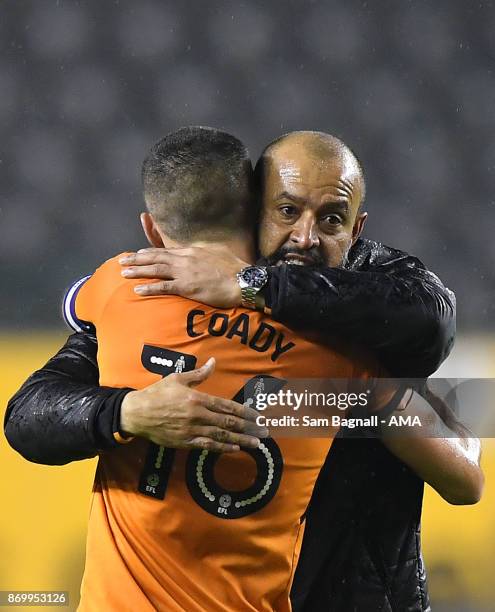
[72,126,388,611]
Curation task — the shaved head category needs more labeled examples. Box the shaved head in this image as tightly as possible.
[257,131,366,206]
[256,130,368,268]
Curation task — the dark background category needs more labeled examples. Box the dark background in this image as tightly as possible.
[1,1,494,331]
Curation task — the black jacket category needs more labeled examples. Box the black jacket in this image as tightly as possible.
[4,238,454,612]
[292,436,429,612]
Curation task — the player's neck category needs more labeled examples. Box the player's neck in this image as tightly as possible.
[189,237,255,264]
[159,230,256,264]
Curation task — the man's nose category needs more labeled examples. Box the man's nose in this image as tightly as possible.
[289,215,319,250]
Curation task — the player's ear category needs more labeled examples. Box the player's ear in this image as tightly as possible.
[141,212,164,247]
[351,212,367,245]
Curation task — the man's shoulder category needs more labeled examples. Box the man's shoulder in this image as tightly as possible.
[63,252,133,332]
[79,252,136,296]
[92,252,132,279]
[347,238,426,271]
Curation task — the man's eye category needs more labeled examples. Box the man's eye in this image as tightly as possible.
[321,214,343,226]
[278,205,298,217]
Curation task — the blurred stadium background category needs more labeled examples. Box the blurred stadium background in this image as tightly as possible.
[1,1,494,611]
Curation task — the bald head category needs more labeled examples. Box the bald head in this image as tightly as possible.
[257,131,366,206]
[256,130,368,268]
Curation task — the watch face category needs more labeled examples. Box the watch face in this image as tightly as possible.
[242,266,267,289]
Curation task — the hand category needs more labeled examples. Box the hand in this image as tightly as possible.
[120,357,268,452]
[119,245,249,307]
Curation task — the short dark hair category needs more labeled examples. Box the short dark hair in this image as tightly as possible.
[142,126,254,241]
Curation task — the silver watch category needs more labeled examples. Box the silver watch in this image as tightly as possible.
[236,266,268,310]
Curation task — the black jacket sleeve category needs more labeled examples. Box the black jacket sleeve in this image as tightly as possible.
[264,238,456,377]
[4,238,455,465]
[4,333,130,465]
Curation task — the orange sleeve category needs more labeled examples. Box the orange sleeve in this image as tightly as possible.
[75,253,129,327]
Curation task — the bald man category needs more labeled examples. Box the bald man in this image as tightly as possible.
[257,130,368,269]
[6,129,460,611]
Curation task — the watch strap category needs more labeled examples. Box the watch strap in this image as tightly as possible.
[240,286,258,309]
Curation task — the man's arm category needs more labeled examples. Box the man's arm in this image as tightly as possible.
[4,334,266,465]
[265,240,455,377]
[120,238,455,377]
[375,386,483,505]
[4,239,454,465]
[4,333,122,465]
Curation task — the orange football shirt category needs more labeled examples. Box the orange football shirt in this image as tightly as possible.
[74,254,377,612]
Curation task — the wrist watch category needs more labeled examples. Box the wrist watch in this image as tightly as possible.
[236,266,268,310]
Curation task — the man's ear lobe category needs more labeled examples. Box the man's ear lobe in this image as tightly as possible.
[352,212,368,244]
[140,212,164,247]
